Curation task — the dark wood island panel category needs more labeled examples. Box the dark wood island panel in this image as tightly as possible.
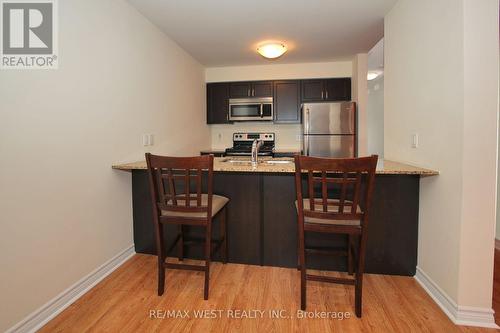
[132,170,419,276]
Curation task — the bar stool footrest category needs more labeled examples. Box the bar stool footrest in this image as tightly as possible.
[306,274,355,285]
[305,245,348,257]
[165,262,206,272]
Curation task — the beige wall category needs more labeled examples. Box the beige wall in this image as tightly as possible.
[210,123,301,151]
[351,54,368,156]
[205,61,352,82]
[457,0,498,307]
[367,77,384,157]
[0,0,208,331]
[385,0,498,311]
[206,61,352,150]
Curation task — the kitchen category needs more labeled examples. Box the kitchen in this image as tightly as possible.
[113,74,438,277]
[1,0,498,332]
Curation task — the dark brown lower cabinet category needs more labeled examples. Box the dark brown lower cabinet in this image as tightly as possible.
[132,171,419,276]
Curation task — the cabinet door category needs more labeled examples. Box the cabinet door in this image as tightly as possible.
[301,79,324,102]
[229,82,252,98]
[324,78,351,101]
[274,80,300,123]
[252,81,273,97]
[214,173,262,265]
[207,83,230,124]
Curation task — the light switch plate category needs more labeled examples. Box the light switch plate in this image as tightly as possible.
[412,133,419,148]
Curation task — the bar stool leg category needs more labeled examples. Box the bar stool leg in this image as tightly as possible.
[156,224,165,296]
[355,234,367,317]
[348,235,354,275]
[297,229,301,271]
[299,227,306,310]
[178,225,184,262]
[221,207,228,264]
[204,222,212,300]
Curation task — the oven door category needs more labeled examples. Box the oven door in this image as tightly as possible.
[229,98,273,121]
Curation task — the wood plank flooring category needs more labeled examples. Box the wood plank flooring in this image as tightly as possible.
[40,254,497,333]
[493,248,500,326]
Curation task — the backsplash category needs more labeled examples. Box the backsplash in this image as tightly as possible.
[210,123,302,151]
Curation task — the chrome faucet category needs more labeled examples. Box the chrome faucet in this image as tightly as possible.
[251,139,264,166]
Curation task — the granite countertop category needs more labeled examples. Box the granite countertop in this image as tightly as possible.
[112,157,439,176]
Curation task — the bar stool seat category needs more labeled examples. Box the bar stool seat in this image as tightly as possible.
[162,194,229,218]
[295,199,362,226]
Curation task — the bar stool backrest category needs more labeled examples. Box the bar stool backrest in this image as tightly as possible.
[146,153,214,222]
[294,155,378,225]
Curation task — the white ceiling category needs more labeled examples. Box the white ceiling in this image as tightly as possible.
[127,0,397,67]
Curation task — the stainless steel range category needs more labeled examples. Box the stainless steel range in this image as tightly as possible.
[224,133,275,157]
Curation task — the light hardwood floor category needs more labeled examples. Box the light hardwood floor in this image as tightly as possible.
[40,254,497,333]
[494,248,500,326]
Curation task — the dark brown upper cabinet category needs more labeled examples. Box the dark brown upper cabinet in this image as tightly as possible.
[229,81,273,98]
[324,78,351,101]
[273,80,300,124]
[206,83,230,124]
[252,81,273,97]
[301,78,351,102]
[229,82,251,98]
[207,78,351,124]
[301,80,324,101]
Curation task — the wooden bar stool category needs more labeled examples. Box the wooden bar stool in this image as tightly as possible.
[145,153,229,300]
[294,155,378,317]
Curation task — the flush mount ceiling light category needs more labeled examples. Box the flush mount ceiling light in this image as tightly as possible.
[367,72,379,80]
[257,43,287,59]
[367,70,383,81]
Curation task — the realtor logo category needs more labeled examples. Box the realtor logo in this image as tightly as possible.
[1,0,58,69]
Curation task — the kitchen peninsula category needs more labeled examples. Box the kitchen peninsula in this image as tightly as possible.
[113,157,438,276]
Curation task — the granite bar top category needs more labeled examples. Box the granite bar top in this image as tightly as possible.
[112,157,439,176]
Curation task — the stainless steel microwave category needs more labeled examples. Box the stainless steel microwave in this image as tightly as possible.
[229,97,273,121]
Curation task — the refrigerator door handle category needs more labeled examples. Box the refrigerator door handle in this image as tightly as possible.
[304,107,310,134]
[303,107,310,155]
[304,135,309,156]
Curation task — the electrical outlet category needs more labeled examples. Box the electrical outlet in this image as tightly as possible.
[412,133,419,148]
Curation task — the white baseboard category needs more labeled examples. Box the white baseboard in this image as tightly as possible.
[415,266,498,329]
[6,245,135,333]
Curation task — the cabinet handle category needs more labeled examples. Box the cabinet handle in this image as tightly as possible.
[247,88,251,96]
[325,91,328,99]
[252,88,255,96]
[321,91,324,99]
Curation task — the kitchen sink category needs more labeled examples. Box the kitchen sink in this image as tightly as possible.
[221,158,253,164]
[264,160,293,164]
[220,158,293,165]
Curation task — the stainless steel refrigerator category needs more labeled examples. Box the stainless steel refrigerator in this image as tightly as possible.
[302,102,356,157]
